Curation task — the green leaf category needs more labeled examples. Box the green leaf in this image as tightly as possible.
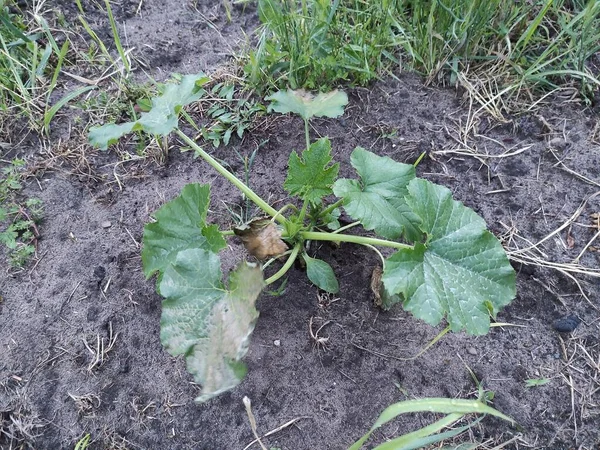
[142,184,227,278]
[266,89,348,121]
[159,249,264,402]
[304,254,339,293]
[284,137,339,203]
[333,147,421,241]
[88,73,209,150]
[382,179,516,335]
[0,230,18,249]
[88,122,136,150]
[349,397,513,450]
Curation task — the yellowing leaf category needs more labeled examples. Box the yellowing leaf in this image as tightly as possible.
[160,250,264,403]
[266,89,348,120]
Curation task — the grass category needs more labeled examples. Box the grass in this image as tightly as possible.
[245,0,404,92]
[245,0,600,115]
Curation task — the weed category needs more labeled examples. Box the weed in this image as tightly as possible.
[0,159,42,267]
[192,81,266,150]
[245,0,600,111]
[246,0,403,92]
[394,0,600,110]
[0,1,100,134]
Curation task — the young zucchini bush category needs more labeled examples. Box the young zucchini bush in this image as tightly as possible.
[89,74,516,402]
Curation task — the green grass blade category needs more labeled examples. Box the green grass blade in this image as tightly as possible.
[44,85,96,134]
[349,398,514,450]
[104,0,130,73]
[373,417,483,450]
[0,11,30,42]
[77,15,112,63]
[48,40,69,96]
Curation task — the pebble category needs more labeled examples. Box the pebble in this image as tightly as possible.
[273,340,281,347]
[553,315,581,333]
[101,221,112,229]
[467,347,477,356]
[548,137,568,150]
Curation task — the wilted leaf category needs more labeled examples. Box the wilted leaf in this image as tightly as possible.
[142,183,227,278]
[285,137,339,204]
[333,147,422,241]
[266,89,348,120]
[304,254,339,293]
[234,218,288,260]
[382,179,516,335]
[159,249,264,402]
[89,73,209,150]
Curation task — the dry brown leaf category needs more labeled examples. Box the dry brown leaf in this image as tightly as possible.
[591,212,600,230]
[234,218,288,260]
[566,226,575,249]
[370,266,383,307]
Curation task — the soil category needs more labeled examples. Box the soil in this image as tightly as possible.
[1,1,600,449]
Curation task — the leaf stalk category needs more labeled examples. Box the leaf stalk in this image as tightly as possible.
[300,231,413,250]
[176,129,284,223]
[264,243,302,285]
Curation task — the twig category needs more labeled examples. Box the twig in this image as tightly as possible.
[243,397,267,450]
[243,417,309,450]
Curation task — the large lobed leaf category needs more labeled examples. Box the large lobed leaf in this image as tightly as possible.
[159,249,264,403]
[142,183,226,278]
[333,147,422,242]
[89,73,209,150]
[142,183,265,402]
[266,89,348,120]
[382,179,516,335]
[284,137,339,203]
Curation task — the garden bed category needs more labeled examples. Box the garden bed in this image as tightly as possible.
[1,1,599,449]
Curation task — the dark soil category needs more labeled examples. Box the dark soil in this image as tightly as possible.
[1,1,600,449]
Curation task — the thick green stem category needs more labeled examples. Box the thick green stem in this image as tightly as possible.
[176,129,284,224]
[264,243,301,285]
[300,231,413,250]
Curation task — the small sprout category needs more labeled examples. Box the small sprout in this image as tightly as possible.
[525,378,551,387]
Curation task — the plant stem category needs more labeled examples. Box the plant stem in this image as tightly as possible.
[176,129,284,224]
[262,249,293,271]
[297,198,309,224]
[264,243,301,285]
[362,243,385,267]
[332,220,361,234]
[272,203,298,223]
[319,198,344,218]
[304,118,310,151]
[300,231,413,250]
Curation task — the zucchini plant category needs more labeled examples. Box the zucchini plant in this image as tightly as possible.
[89,74,516,402]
